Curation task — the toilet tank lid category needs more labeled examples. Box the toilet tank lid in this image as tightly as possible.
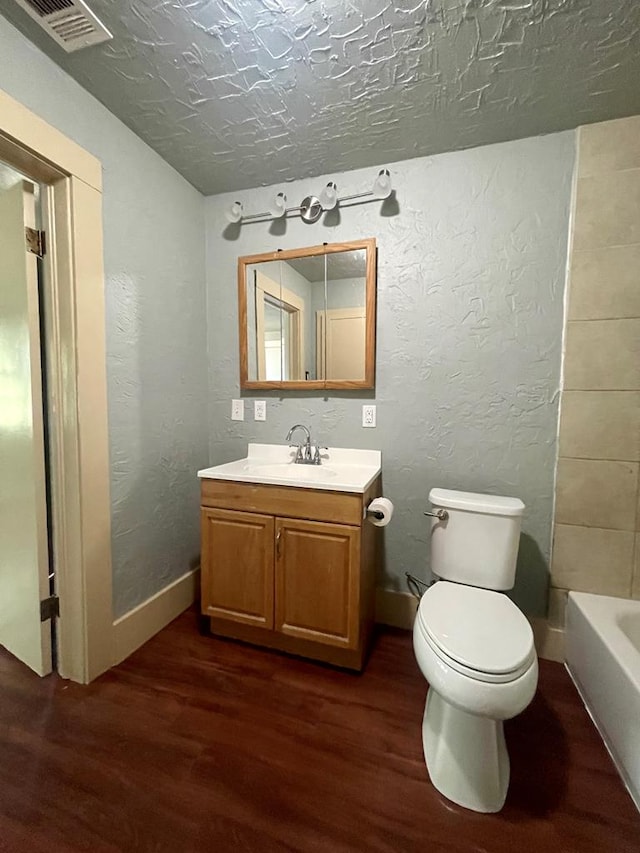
[429,488,525,517]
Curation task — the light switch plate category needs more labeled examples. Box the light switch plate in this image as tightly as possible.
[362,404,376,428]
[254,400,266,421]
[231,399,244,421]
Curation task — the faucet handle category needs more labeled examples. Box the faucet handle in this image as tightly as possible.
[313,445,328,465]
[289,444,304,463]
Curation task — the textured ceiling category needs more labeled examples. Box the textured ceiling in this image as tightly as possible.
[289,250,366,280]
[1,0,639,195]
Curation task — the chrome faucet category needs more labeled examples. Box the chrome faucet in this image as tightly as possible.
[286,424,312,463]
[285,424,326,465]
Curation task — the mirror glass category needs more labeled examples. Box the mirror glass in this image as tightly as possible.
[245,258,322,382]
[239,239,375,389]
[322,249,367,382]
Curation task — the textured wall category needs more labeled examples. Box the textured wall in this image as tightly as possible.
[0,17,209,618]
[551,115,640,625]
[1,0,637,195]
[206,132,575,616]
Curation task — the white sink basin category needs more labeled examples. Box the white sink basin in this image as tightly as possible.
[198,444,381,494]
[240,461,338,480]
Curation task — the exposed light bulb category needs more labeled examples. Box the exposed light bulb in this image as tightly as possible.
[225,200,243,223]
[373,169,392,199]
[270,192,287,218]
[319,181,338,211]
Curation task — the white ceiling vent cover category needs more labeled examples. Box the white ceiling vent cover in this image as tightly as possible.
[13,0,112,52]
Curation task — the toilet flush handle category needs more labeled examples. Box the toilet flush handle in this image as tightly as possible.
[424,508,448,521]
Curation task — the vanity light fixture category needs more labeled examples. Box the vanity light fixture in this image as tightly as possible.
[269,192,287,218]
[225,200,243,223]
[223,168,393,225]
[319,181,338,210]
[373,168,392,200]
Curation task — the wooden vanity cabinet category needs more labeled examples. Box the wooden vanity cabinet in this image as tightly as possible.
[275,517,360,648]
[200,508,274,629]
[200,477,381,670]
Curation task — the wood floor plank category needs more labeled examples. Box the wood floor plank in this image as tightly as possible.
[0,610,638,852]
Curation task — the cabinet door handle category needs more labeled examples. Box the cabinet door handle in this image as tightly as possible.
[276,528,282,557]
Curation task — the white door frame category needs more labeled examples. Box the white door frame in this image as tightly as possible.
[255,271,305,381]
[0,87,113,682]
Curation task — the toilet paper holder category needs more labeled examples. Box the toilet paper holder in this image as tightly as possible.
[365,497,394,527]
[366,505,385,520]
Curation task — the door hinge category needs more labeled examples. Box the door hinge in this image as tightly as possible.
[40,595,59,622]
[25,227,46,257]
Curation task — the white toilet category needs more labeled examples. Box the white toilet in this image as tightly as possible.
[413,488,538,814]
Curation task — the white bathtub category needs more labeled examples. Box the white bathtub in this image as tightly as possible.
[566,592,640,811]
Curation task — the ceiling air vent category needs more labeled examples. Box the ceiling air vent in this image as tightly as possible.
[13,0,112,52]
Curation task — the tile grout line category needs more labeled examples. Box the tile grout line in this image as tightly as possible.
[558,456,640,463]
[567,316,640,322]
[554,520,637,533]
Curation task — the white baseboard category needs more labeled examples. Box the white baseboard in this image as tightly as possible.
[375,588,417,630]
[374,588,565,663]
[530,617,565,662]
[112,568,199,666]
[111,577,565,666]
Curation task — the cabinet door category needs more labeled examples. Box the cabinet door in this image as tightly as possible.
[275,518,360,649]
[201,508,274,629]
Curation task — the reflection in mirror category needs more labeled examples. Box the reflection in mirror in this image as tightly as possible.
[239,239,375,389]
[320,249,367,381]
[246,250,367,383]
[246,261,312,381]
[263,299,289,380]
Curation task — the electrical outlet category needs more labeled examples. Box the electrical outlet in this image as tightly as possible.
[231,399,244,421]
[254,400,266,421]
[362,404,376,428]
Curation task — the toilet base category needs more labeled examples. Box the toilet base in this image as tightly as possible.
[422,688,510,813]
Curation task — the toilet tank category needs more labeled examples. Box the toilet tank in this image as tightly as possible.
[429,488,525,591]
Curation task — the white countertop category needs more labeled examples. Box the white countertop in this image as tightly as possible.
[198,443,381,493]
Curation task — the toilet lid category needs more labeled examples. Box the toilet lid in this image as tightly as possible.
[418,582,534,676]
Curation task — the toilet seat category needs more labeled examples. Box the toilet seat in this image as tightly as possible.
[416,582,535,685]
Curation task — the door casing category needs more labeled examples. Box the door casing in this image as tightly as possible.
[255,271,304,381]
[0,87,113,683]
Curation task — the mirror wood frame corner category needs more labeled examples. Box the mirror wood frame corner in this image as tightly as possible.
[238,238,377,391]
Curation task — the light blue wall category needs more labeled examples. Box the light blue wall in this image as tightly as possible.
[205,133,576,616]
[0,12,577,620]
[0,17,209,617]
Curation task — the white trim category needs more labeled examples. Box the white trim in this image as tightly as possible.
[530,617,565,663]
[112,568,200,665]
[0,88,102,191]
[550,129,580,572]
[255,270,304,381]
[375,588,418,630]
[0,86,112,683]
[374,588,565,663]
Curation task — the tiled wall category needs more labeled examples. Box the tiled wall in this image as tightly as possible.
[551,115,640,624]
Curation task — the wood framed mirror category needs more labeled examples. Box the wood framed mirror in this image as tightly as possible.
[238,238,376,390]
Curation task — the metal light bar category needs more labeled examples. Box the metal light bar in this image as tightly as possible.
[224,169,392,226]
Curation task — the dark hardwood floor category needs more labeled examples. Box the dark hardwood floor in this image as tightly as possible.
[0,612,638,853]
